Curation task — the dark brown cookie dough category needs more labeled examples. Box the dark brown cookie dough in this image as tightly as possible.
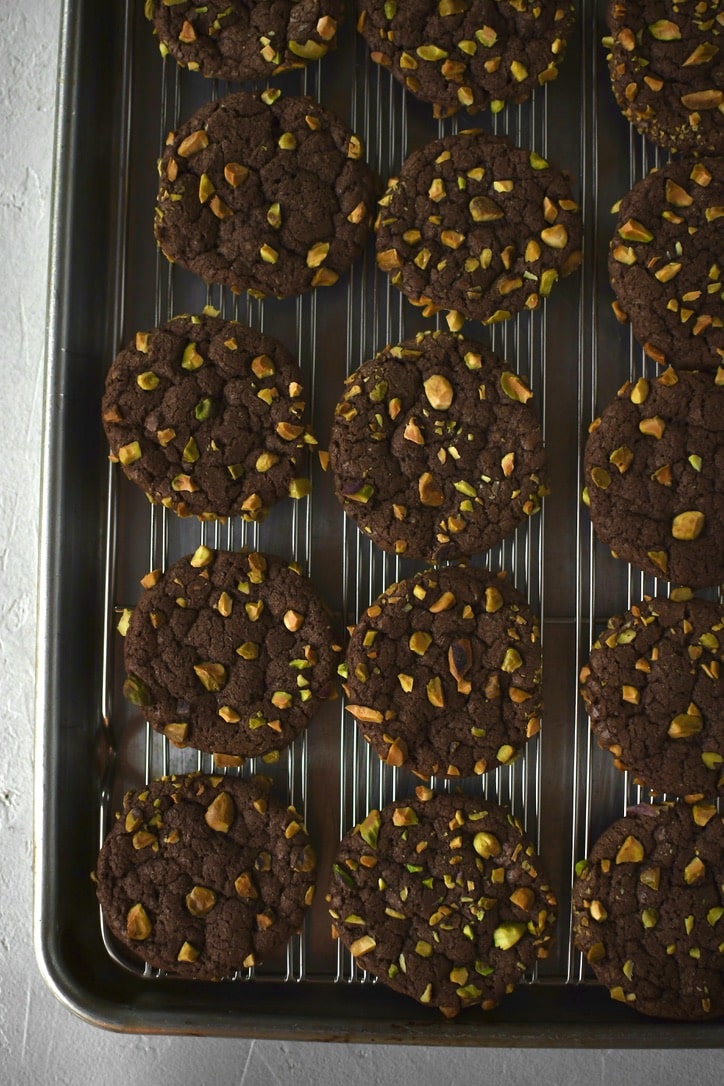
[375,129,582,326]
[583,368,724,589]
[604,1,724,156]
[122,548,340,758]
[609,158,724,373]
[580,594,724,798]
[102,313,314,521]
[572,801,724,1020]
[147,0,343,81]
[328,330,547,561]
[155,90,377,299]
[356,0,574,119]
[327,790,556,1016]
[96,773,316,979]
[342,565,542,779]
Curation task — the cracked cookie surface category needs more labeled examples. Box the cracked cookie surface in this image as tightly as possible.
[102,314,313,521]
[122,548,340,758]
[342,564,542,779]
[356,0,574,118]
[96,773,316,979]
[572,801,724,1020]
[155,90,376,299]
[580,594,724,798]
[609,157,724,373]
[147,0,343,81]
[328,790,556,1016]
[605,0,724,156]
[328,330,547,561]
[583,368,724,589]
[375,129,581,325]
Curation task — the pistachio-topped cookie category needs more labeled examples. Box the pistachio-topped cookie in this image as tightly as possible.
[342,565,542,779]
[375,129,582,326]
[356,0,575,119]
[328,330,547,561]
[96,773,316,979]
[155,90,377,299]
[147,0,343,81]
[609,158,724,373]
[328,790,557,1016]
[122,548,340,759]
[583,368,724,589]
[102,314,314,521]
[604,0,724,155]
[580,595,724,797]
[572,801,724,1020]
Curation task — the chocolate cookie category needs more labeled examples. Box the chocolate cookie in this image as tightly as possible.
[147,0,343,81]
[604,1,724,156]
[580,594,724,798]
[122,548,340,758]
[375,129,582,326]
[155,90,377,299]
[583,368,724,589]
[102,313,314,521]
[572,801,724,1020]
[96,773,316,979]
[327,790,557,1016]
[609,158,724,373]
[328,331,547,561]
[356,0,575,119]
[342,565,542,779]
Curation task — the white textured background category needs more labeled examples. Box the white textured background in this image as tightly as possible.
[0,3,720,1083]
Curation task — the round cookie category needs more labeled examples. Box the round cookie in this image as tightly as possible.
[583,367,724,590]
[375,129,582,326]
[96,773,316,979]
[356,0,575,119]
[342,565,542,779]
[609,158,724,373]
[102,314,314,521]
[327,790,557,1016]
[122,548,340,758]
[604,1,724,156]
[328,330,547,562]
[572,801,724,1020]
[154,90,377,299]
[147,1,343,81]
[580,595,724,798]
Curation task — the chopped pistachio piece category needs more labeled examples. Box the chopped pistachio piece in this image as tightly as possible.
[126,903,152,941]
[493,922,526,950]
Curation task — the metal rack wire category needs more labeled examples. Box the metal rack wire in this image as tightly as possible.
[96,0,719,1004]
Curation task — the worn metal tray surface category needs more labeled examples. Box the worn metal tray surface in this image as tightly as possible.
[35,0,722,1045]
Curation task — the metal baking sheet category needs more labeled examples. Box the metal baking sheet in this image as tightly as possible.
[35,0,723,1045]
